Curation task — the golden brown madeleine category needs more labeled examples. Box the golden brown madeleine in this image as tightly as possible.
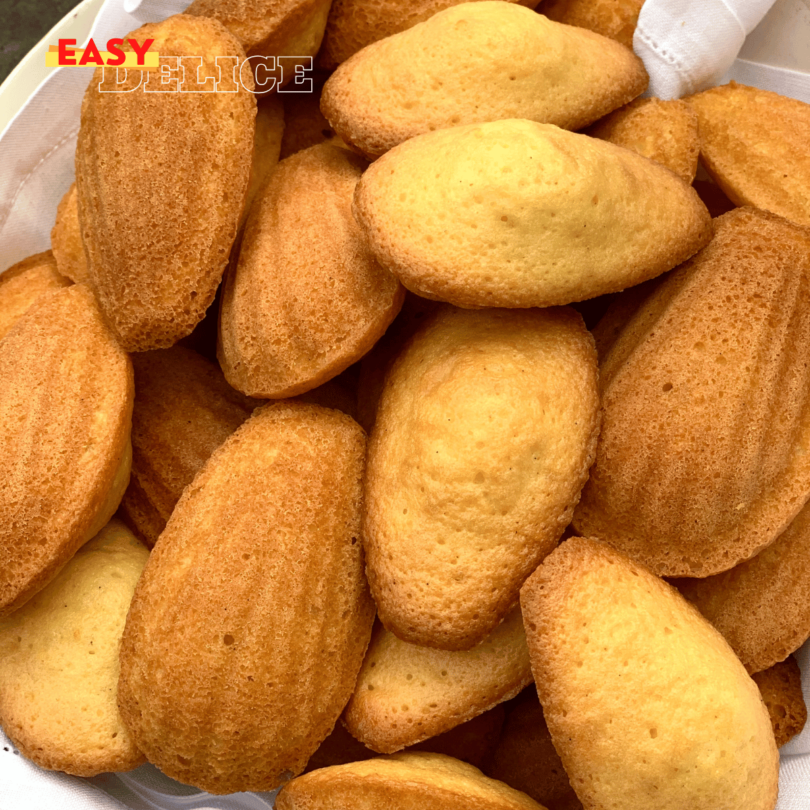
[0,285,133,616]
[687,82,810,227]
[219,143,404,398]
[354,120,711,309]
[345,609,532,752]
[321,4,647,160]
[280,84,347,159]
[120,346,257,547]
[753,657,807,748]
[574,208,810,577]
[521,537,779,810]
[75,15,256,352]
[0,251,70,341]
[586,98,700,183]
[239,93,285,230]
[319,0,538,69]
[485,688,582,810]
[307,706,505,771]
[675,500,810,673]
[0,519,147,776]
[186,0,332,86]
[365,306,599,650]
[541,0,644,47]
[277,752,546,810]
[50,184,90,284]
[118,402,375,794]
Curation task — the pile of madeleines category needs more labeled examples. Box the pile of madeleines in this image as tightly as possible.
[2,0,810,808]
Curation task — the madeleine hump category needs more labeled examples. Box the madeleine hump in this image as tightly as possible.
[363,305,599,650]
[276,752,545,810]
[75,15,256,351]
[520,537,779,810]
[353,120,711,309]
[118,402,375,794]
[321,2,647,159]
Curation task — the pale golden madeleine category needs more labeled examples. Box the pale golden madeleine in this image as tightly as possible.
[688,82,810,227]
[587,97,700,183]
[354,120,711,309]
[574,209,810,577]
[542,0,644,47]
[364,306,599,650]
[0,519,147,776]
[50,183,89,283]
[118,402,375,794]
[345,608,532,753]
[120,346,257,547]
[0,251,70,340]
[521,537,779,810]
[219,143,404,398]
[276,752,546,810]
[186,0,332,87]
[675,499,810,674]
[753,657,807,748]
[319,0,539,69]
[322,3,647,159]
[75,15,256,351]
[0,285,133,617]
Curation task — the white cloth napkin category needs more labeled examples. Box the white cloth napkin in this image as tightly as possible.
[1,0,810,808]
[634,0,778,98]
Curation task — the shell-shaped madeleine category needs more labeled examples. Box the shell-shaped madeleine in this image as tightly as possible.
[51,184,90,284]
[120,346,257,547]
[675,498,810,674]
[364,306,599,651]
[354,120,711,309]
[319,0,539,70]
[0,285,133,616]
[322,3,647,159]
[219,143,404,398]
[345,609,532,753]
[118,402,375,794]
[277,752,545,810]
[0,519,147,776]
[520,537,779,810]
[0,251,71,341]
[687,82,810,227]
[75,15,256,352]
[574,208,810,577]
